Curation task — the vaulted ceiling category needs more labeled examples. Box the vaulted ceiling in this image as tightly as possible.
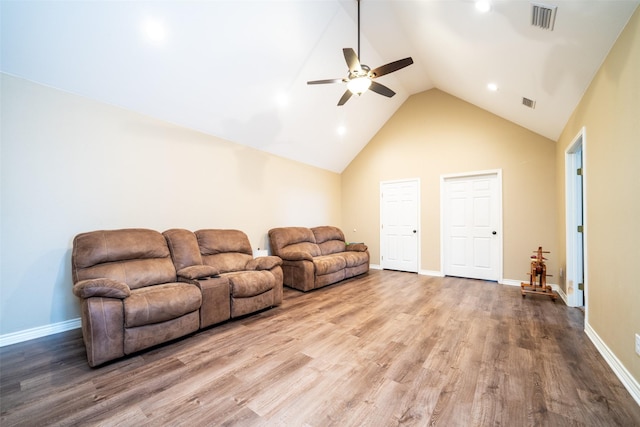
[2,1,638,172]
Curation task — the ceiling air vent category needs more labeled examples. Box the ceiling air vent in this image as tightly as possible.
[522,97,536,109]
[531,2,557,31]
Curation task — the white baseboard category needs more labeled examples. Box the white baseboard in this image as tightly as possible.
[0,318,81,347]
[551,284,568,304]
[369,263,382,270]
[500,278,522,286]
[585,322,640,406]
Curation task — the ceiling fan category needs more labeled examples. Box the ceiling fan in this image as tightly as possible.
[307,0,414,106]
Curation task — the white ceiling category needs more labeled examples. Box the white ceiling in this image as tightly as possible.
[2,1,638,173]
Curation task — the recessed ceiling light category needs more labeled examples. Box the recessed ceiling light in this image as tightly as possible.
[142,19,166,43]
[337,126,347,136]
[487,83,498,92]
[275,92,289,108]
[475,0,491,13]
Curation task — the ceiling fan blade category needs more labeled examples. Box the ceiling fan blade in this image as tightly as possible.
[307,78,344,85]
[337,90,353,106]
[343,48,362,74]
[369,81,396,98]
[370,57,414,78]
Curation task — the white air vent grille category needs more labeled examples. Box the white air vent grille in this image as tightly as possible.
[531,3,557,30]
[522,97,536,109]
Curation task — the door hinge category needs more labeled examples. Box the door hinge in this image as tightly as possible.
[578,282,584,291]
[577,225,583,233]
[577,168,583,176]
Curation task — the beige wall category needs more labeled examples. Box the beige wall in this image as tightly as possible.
[555,7,640,383]
[342,89,557,282]
[0,74,341,335]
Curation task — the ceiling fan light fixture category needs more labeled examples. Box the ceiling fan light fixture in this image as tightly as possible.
[347,76,372,95]
[306,0,413,105]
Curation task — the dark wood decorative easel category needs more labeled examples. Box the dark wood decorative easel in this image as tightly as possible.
[521,246,557,300]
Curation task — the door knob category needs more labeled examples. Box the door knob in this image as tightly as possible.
[492,231,497,235]
[413,230,417,233]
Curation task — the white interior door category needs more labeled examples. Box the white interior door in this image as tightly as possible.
[380,179,419,273]
[442,171,502,281]
[566,129,586,308]
[576,146,585,306]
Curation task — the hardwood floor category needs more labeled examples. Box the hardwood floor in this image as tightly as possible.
[1,270,639,426]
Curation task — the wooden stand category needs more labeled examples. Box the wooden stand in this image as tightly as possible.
[521,246,557,301]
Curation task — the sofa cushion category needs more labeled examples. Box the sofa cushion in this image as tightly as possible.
[317,240,346,256]
[269,227,321,258]
[202,253,252,274]
[341,251,369,268]
[163,228,204,271]
[73,228,170,269]
[275,251,313,261]
[225,271,274,298]
[124,283,201,328]
[196,229,253,273]
[313,254,346,275]
[79,258,177,290]
[196,229,252,255]
[73,229,177,289]
[312,226,347,256]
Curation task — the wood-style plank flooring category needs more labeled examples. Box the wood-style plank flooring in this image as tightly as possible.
[1,270,639,426]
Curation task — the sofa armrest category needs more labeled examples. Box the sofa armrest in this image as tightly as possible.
[346,243,368,252]
[246,255,283,271]
[73,278,131,299]
[278,251,314,261]
[177,265,220,280]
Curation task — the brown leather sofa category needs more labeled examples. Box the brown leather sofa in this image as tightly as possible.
[72,228,282,367]
[268,226,369,292]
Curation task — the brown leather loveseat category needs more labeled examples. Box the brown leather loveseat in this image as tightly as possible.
[72,228,282,367]
[268,226,369,292]
[163,228,283,319]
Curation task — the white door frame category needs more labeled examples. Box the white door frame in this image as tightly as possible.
[380,178,421,272]
[440,169,503,282]
[565,127,588,311]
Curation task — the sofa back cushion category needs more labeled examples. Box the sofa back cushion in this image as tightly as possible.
[268,227,321,258]
[312,226,346,256]
[72,228,177,289]
[196,229,253,274]
[163,228,204,271]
